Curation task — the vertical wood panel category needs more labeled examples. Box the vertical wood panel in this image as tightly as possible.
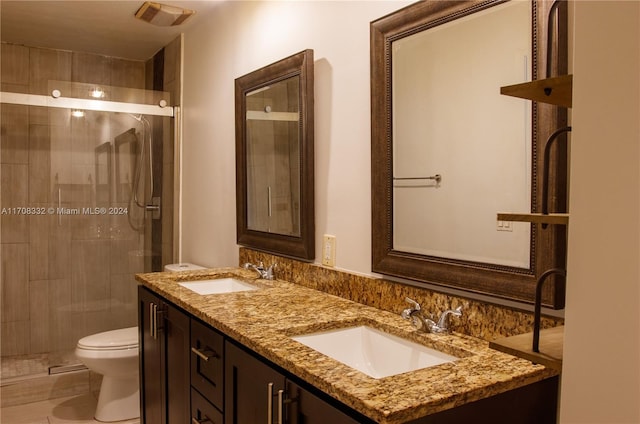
[1,164,29,243]
[1,44,29,88]
[28,124,51,203]
[29,47,72,96]
[1,243,30,323]
[1,104,29,164]
[71,52,110,86]
[29,279,50,353]
[29,210,50,280]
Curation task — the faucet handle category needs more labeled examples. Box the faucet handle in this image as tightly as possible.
[404,297,421,311]
[264,263,277,279]
[401,297,421,320]
[436,306,463,331]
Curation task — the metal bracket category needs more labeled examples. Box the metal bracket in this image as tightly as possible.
[146,196,161,219]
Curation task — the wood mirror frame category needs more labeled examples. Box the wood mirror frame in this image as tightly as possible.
[371,0,568,308]
[236,50,315,260]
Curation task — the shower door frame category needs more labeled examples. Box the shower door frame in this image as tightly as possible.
[0,91,175,117]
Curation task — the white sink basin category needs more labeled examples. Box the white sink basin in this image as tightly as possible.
[292,326,457,378]
[178,278,258,295]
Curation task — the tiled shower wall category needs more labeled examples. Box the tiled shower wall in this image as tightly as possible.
[156,36,180,270]
[0,40,178,366]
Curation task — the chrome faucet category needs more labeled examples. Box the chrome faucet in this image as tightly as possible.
[401,297,462,333]
[243,261,276,280]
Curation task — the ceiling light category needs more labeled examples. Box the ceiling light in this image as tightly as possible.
[135,2,195,27]
[89,87,105,98]
[72,110,85,118]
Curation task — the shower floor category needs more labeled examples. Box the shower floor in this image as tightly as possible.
[1,351,97,410]
[2,350,81,382]
[0,393,139,424]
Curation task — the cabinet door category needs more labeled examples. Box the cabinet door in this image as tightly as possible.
[285,381,361,424]
[138,286,165,424]
[165,301,191,424]
[191,388,224,424]
[191,319,224,410]
[138,286,191,424]
[225,341,285,424]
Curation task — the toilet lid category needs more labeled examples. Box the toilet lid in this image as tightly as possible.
[77,326,138,350]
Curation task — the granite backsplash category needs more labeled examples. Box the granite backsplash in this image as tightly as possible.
[239,247,562,341]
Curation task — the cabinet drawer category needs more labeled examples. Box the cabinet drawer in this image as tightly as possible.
[191,388,223,424]
[286,380,360,424]
[191,319,224,410]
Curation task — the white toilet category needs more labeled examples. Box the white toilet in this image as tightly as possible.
[75,326,140,422]
[164,262,206,272]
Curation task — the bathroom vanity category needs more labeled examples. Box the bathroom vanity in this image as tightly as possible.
[136,269,559,424]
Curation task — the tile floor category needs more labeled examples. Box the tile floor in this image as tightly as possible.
[0,394,140,424]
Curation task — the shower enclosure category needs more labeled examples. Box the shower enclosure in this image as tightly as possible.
[0,42,177,407]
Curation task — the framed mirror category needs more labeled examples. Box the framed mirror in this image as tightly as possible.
[371,0,568,308]
[236,50,315,260]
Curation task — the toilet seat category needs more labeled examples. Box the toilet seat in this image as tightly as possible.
[77,326,138,351]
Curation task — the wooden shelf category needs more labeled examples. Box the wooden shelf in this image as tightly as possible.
[501,74,573,108]
[490,326,564,372]
[497,212,569,226]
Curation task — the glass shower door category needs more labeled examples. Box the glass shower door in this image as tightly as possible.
[1,81,174,397]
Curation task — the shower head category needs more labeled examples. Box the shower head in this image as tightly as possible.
[135,1,195,27]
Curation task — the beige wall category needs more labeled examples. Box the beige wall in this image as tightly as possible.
[180,1,411,269]
[181,1,640,422]
[560,1,640,422]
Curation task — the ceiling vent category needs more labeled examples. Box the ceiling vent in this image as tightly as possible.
[135,2,195,27]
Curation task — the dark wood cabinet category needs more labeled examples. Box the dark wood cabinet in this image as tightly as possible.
[284,380,360,424]
[405,375,558,424]
[191,388,224,424]
[139,287,557,424]
[191,319,224,410]
[224,340,361,424]
[225,341,285,424]
[138,287,163,424]
[138,286,191,424]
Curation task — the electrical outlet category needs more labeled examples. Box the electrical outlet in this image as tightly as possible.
[497,220,513,232]
[322,234,336,267]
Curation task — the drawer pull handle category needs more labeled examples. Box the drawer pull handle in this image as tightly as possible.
[149,303,155,339]
[267,382,274,424]
[191,347,218,361]
[150,303,165,339]
[277,389,284,424]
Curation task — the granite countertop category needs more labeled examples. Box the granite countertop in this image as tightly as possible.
[136,268,558,424]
